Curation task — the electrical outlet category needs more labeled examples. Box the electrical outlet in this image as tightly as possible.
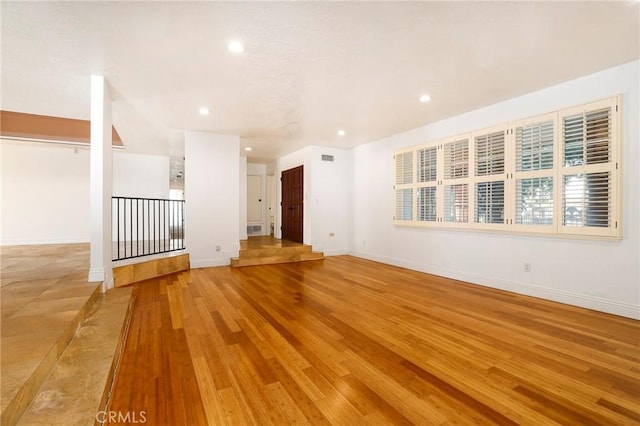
[215,245,221,252]
[523,262,531,272]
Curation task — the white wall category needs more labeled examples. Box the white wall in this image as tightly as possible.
[310,146,350,255]
[113,152,169,198]
[350,60,640,319]
[239,157,247,240]
[1,140,171,245]
[274,146,350,255]
[185,131,240,267]
[1,141,91,245]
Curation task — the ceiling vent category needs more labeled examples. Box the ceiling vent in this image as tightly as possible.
[321,154,334,162]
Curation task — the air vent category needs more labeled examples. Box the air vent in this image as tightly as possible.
[247,225,262,235]
[321,154,334,162]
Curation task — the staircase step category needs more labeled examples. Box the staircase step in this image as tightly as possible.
[238,245,312,259]
[16,287,133,425]
[231,251,324,267]
[113,253,189,287]
[1,284,102,426]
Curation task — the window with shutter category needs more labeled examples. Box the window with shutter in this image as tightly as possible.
[511,114,557,232]
[394,150,414,222]
[417,187,437,222]
[395,151,413,185]
[416,146,438,223]
[395,189,413,221]
[443,184,469,223]
[515,177,554,225]
[473,127,507,228]
[442,136,471,226]
[559,98,619,237]
[443,139,469,180]
[417,146,437,183]
[562,172,611,227]
[392,95,621,240]
[475,181,505,224]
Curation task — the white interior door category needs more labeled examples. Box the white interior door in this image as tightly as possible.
[247,175,263,223]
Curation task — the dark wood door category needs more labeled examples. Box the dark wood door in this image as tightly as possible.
[281,165,303,243]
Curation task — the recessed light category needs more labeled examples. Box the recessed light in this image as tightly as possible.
[199,107,210,116]
[228,40,244,53]
[419,94,431,103]
[244,147,252,151]
[337,130,346,136]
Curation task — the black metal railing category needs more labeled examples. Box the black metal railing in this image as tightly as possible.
[112,196,185,261]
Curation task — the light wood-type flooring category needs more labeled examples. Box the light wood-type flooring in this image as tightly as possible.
[108,256,640,425]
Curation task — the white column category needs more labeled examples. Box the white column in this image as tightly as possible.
[239,156,248,240]
[185,131,240,268]
[88,75,114,291]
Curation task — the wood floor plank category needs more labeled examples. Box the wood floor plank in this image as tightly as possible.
[107,255,640,425]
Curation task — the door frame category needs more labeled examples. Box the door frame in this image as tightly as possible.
[247,174,264,235]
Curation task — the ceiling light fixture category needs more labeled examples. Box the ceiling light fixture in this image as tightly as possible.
[228,40,244,53]
[244,147,252,151]
[199,107,210,116]
[420,94,432,103]
[337,130,346,136]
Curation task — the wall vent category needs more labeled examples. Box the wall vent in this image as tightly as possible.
[247,225,262,235]
[321,154,334,162]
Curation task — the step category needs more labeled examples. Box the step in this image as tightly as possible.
[113,253,189,287]
[16,287,133,425]
[1,283,102,426]
[238,245,312,259]
[231,251,324,267]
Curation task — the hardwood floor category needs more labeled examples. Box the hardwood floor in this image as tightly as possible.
[107,256,640,425]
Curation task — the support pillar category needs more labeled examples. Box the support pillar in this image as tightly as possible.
[88,75,113,291]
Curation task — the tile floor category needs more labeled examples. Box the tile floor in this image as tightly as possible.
[18,287,132,426]
[1,244,100,424]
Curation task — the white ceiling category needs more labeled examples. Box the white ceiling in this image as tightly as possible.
[2,1,639,168]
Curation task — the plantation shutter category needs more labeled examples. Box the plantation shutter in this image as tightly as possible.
[473,127,507,227]
[559,98,618,237]
[442,136,470,225]
[394,151,414,222]
[416,146,438,223]
[391,96,620,240]
[395,151,413,185]
[417,146,437,183]
[511,114,556,231]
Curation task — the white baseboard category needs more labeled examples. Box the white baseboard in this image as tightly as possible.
[1,238,89,246]
[323,248,349,256]
[190,258,229,268]
[88,267,105,283]
[348,250,640,320]
[102,277,114,292]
